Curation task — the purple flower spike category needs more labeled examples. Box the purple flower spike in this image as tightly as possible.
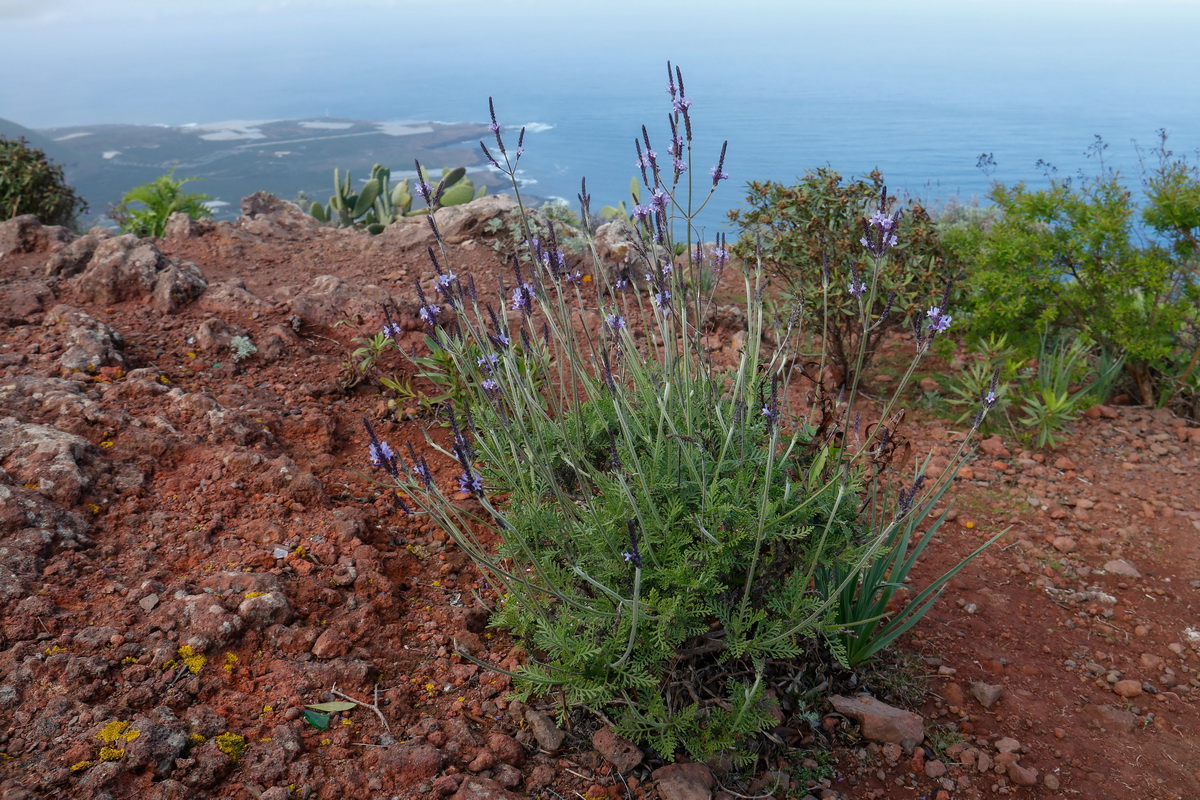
[632,204,653,221]
[605,313,626,331]
[369,440,394,468]
[623,520,643,569]
[480,141,499,168]
[487,97,506,155]
[710,141,729,186]
[925,305,952,334]
[478,352,500,373]
[382,322,402,339]
[457,471,484,496]
[861,188,902,256]
[418,302,440,325]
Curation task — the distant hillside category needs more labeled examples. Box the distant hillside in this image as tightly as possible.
[0,117,88,170]
[5,117,502,223]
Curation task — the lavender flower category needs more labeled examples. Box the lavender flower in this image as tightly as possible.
[849,280,867,297]
[869,210,896,231]
[710,232,730,274]
[414,159,434,204]
[369,439,394,468]
[650,188,669,213]
[406,441,433,488]
[672,158,688,175]
[480,141,499,168]
[363,419,401,480]
[435,271,457,293]
[652,289,672,313]
[925,306,953,334]
[623,520,643,569]
[487,97,505,154]
[672,95,693,114]
[512,285,530,312]
[632,203,653,221]
[418,302,440,325]
[897,474,927,517]
[457,471,484,495]
[478,352,500,373]
[860,189,902,257]
[667,134,685,159]
[605,313,626,331]
[710,141,729,186]
[710,244,729,268]
[973,368,1002,427]
[382,322,402,339]
[481,378,499,393]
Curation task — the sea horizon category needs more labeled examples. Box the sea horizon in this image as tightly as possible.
[4,0,1200,235]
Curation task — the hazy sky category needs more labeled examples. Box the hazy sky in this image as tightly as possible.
[4,0,1199,128]
[5,0,1198,222]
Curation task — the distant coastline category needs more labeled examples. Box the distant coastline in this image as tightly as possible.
[2,116,510,222]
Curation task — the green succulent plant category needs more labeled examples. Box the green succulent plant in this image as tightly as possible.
[310,163,487,234]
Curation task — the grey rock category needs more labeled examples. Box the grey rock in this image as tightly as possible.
[283,274,394,330]
[44,233,101,277]
[0,214,72,257]
[0,417,98,504]
[169,594,244,645]
[1104,558,1141,578]
[651,762,716,800]
[592,725,643,772]
[1082,703,1137,733]
[69,234,207,312]
[830,694,925,752]
[969,681,1004,709]
[449,776,522,800]
[43,304,125,373]
[995,736,1022,753]
[194,278,271,314]
[523,708,565,752]
[237,191,319,233]
[237,591,293,628]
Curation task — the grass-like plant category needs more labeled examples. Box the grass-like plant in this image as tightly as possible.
[944,333,1124,449]
[109,169,212,238]
[362,65,1000,765]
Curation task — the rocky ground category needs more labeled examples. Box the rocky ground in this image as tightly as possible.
[0,196,1197,800]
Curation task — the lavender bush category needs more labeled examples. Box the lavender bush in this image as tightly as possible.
[363,64,999,765]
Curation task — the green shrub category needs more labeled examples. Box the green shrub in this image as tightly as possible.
[962,135,1200,406]
[0,136,88,228]
[109,169,212,238]
[728,168,956,386]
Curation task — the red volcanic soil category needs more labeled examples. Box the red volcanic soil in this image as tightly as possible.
[0,197,1197,800]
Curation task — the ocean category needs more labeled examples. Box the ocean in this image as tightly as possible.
[3,0,1200,237]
